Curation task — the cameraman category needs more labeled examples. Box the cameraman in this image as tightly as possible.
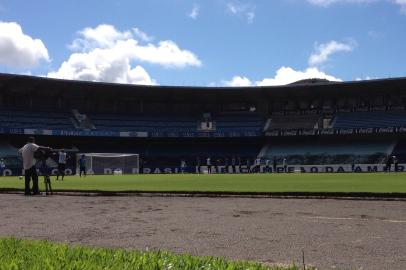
[18,137,52,195]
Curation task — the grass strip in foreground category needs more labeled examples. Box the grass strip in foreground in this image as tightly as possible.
[0,238,310,270]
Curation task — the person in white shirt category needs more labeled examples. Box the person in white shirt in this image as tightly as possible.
[206,157,211,174]
[180,159,186,173]
[56,149,68,181]
[282,158,287,173]
[254,157,261,173]
[265,159,271,173]
[18,137,51,195]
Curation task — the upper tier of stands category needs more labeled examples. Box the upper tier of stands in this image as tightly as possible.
[267,114,320,130]
[0,109,74,130]
[90,113,198,132]
[0,108,264,133]
[332,111,406,129]
[210,113,264,132]
[1,108,406,134]
[89,112,264,133]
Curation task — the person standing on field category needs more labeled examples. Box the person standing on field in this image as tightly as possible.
[392,155,398,172]
[78,154,86,177]
[385,154,392,172]
[265,159,270,173]
[273,157,277,173]
[254,157,261,173]
[0,158,5,176]
[206,157,211,174]
[56,149,68,180]
[18,137,51,195]
[180,159,186,173]
[282,158,287,173]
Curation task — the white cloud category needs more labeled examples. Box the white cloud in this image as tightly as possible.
[307,0,406,13]
[394,0,406,13]
[129,40,202,68]
[223,76,253,86]
[49,24,202,85]
[0,21,49,68]
[48,51,156,85]
[246,11,255,23]
[355,76,375,80]
[189,4,200,19]
[69,24,132,51]
[69,24,201,68]
[223,66,341,87]
[307,0,376,7]
[257,67,341,86]
[367,30,383,38]
[133,28,153,42]
[308,40,356,66]
[226,2,256,23]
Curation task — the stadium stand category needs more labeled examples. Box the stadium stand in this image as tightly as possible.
[0,109,74,130]
[1,73,406,174]
[332,111,406,129]
[213,113,264,132]
[72,109,95,130]
[391,140,406,163]
[0,142,18,156]
[89,112,199,132]
[85,112,264,133]
[260,139,396,165]
[267,114,321,130]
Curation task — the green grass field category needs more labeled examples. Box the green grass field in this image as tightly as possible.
[0,173,405,194]
[0,238,307,270]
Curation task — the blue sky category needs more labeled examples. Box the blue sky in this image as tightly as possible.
[0,0,405,86]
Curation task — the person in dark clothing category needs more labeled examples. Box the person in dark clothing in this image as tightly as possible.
[385,155,392,172]
[78,154,87,177]
[273,157,277,173]
[392,155,398,172]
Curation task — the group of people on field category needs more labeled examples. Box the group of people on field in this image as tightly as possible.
[18,137,87,195]
[180,156,288,173]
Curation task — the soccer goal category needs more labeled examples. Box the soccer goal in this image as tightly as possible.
[77,153,139,175]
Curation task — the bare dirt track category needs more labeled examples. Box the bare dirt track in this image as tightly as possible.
[1,194,406,270]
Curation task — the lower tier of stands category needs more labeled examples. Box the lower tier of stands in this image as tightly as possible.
[260,138,397,165]
[3,135,405,172]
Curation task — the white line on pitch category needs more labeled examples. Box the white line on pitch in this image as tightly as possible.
[305,216,406,223]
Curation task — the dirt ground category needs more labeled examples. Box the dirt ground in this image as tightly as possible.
[0,194,405,270]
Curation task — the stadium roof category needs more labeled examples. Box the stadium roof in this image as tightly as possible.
[289,78,332,85]
[1,73,406,101]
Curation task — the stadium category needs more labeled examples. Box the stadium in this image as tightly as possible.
[1,72,406,175]
[1,73,406,270]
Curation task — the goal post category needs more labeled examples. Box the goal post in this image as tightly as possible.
[76,153,139,175]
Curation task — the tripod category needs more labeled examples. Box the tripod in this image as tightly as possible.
[44,173,52,195]
[38,159,52,195]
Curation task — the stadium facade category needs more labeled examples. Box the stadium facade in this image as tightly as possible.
[1,73,406,175]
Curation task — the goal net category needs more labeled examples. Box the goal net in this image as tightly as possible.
[77,153,139,175]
